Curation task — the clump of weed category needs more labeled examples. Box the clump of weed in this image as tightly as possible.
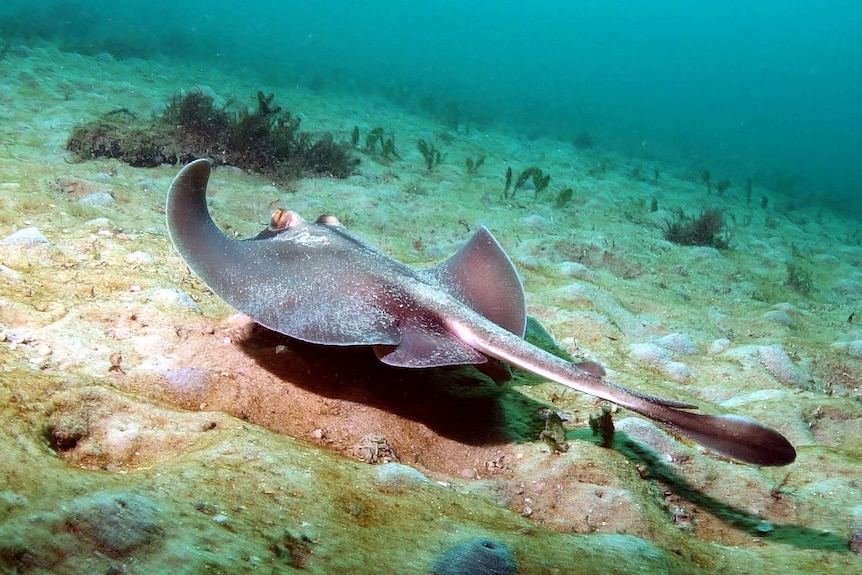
[66,89,358,180]
[555,187,574,208]
[465,155,485,176]
[503,166,513,198]
[785,262,814,295]
[363,127,400,161]
[417,139,442,170]
[700,169,712,193]
[663,208,729,248]
[510,166,551,199]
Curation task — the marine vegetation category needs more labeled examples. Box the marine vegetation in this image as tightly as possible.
[573,130,594,149]
[785,262,814,295]
[589,405,615,448]
[716,179,732,197]
[363,127,400,161]
[512,166,551,199]
[700,169,712,193]
[554,187,574,208]
[464,155,485,176]
[663,208,730,248]
[417,138,442,171]
[66,89,359,180]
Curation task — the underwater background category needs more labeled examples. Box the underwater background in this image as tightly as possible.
[2,0,861,213]
[1,2,862,574]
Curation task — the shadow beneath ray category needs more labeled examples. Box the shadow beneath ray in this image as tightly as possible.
[237,323,548,446]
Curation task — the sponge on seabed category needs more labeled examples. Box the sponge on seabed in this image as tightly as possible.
[431,538,516,575]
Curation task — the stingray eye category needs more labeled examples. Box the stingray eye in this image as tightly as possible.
[315,214,341,226]
[269,209,304,231]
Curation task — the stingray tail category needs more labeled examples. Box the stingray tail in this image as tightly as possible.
[456,320,796,466]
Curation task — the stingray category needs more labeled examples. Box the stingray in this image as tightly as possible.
[166,159,795,466]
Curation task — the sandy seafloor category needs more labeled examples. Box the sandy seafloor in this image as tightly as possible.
[0,44,861,574]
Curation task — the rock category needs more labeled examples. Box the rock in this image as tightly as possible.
[0,264,21,281]
[372,462,430,492]
[706,338,731,356]
[763,309,795,328]
[832,340,862,359]
[514,254,541,270]
[78,191,115,207]
[628,343,692,381]
[757,344,805,388]
[163,367,211,399]
[628,343,672,369]
[663,360,693,382]
[520,213,549,232]
[551,282,591,304]
[657,332,698,356]
[83,217,112,230]
[431,538,516,575]
[558,261,596,280]
[616,418,690,462]
[141,287,200,312]
[126,251,153,265]
[53,176,109,198]
[1,227,50,247]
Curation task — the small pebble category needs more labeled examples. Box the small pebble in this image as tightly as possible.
[212,514,229,524]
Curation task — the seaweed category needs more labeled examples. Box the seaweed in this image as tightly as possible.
[363,127,400,161]
[573,131,594,149]
[785,262,814,295]
[511,166,551,199]
[304,134,360,178]
[66,108,180,167]
[663,208,729,248]
[417,139,442,171]
[380,135,400,161]
[465,155,485,176]
[503,166,513,198]
[161,89,232,142]
[700,169,712,194]
[66,89,358,180]
[589,405,615,448]
[554,187,574,209]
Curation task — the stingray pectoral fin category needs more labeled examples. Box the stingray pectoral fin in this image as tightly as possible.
[374,324,487,368]
[166,159,253,293]
[426,227,527,337]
